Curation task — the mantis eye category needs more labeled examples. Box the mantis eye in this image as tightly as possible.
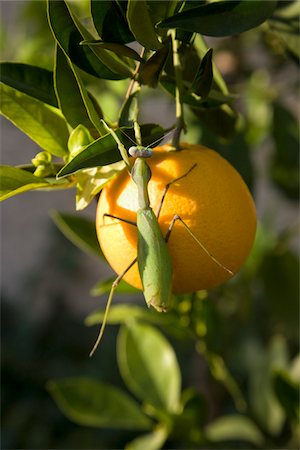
[129,146,153,158]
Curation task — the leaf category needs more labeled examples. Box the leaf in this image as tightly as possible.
[50,211,103,258]
[0,165,50,201]
[67,2,133,78]
[0,83,69,157]
[126,425,168,450]
[204,351,247,413]
[249,335,288,435]
[268,1,300,62]
[54,45,100,134]
[119,92,139,127]
[57,124,165,177]
[205,415,265,446]
[75,161,125,210]
[47,0,125,80]
[160,76,235,109]
[138,42,170,88]
[117,323,181,413]
[158,1,277,36]
[270,102,299,200]
[127,0,162,50]
[81,40,143,62]
[91,0,134,44]
[273,369,300,421]
[47,378,152,430]
[0,62,58,107]
[85,304,167,327]
[90,278,139,297]
[191,48,213,99]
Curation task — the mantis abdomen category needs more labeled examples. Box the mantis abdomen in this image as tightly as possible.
[137,208,172,312]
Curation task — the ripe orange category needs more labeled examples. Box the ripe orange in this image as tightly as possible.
[96,143,256,293]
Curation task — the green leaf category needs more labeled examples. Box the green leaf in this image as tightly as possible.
[273,370,300,421]
[117,323,181,413]
[191,48,213,99]
[127,0,162,50]
[67,2,133,78]
[119,92,139,127]
[54,45,102,135]
[204,351,247,413]
[158,1,277,36]
[81,40,143,62]
[268,1,300,62]
[0,165,50,201]
[160,76,235,109]
[75,161,125,210]
[91,0,134,44]
[57,124,165,177]
[139,42,170,88]
[126,426,168,450]
[85,304,167,327]
[47,0,125,80]
[205,415,265,446]
[51,211,103,258]
[270,102,299,200]
[90,278,139,297]
[249,335,288,435]
[0,83,69,157]
[0,62,58,107]
[47,378,152,430]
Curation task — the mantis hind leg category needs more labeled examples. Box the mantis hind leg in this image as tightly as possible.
[89,257,137,357]
[165,214,233,276]
[156,163,197,218]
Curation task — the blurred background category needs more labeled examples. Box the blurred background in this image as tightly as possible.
[1,1,299,449]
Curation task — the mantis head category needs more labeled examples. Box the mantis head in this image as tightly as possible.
[129,146,153,158]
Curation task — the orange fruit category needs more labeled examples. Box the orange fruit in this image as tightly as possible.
[96,143,256,293]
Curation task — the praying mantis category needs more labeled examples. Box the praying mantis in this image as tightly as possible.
[89,121,233,356]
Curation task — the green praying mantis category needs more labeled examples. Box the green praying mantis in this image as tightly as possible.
[89,121,233,356]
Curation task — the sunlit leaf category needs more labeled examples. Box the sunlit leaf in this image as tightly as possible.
[0,83,69,156]
[57,124,165,177]
[117,322,181,413]
[81,40,143,62]
[0,165,50,201]
[47,0,125,80]
[126,425,168,450]
[0,62,58,107]
[205,415,264,446]
[54,45,100,134]
[158,1,277,36]
[47,378,152,429]
[273,370,300,421]
[127,0,162,50]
